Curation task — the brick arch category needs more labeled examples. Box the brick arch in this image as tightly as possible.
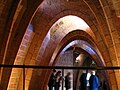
[41,30,114,90]
[34,8,111,65]
[20,13,94,90]
[29,29,95,89]
[52,29,117,89]
[29,10,99,69]
[66,46,99,65]
[0,1,119,90]
[27,8,117,89]
[7,25,34,90]
[27,12,97,89]
[0,0,20,64]
[30,1,112,72]
[51,30,104,65]
[28,5,118,88]
[15,1,118,90]
[0,2,20,89]
[36,9,116,68]
[0,1,24,89]
[0,0,44,90]
[99,0,120,89]
[33,9,107,64]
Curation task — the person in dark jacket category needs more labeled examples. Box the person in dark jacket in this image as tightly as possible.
[55,71,62,90]
[89,71,99,90]
[79,70,87,90]
[48,69,56,90]
[65,72,71,90]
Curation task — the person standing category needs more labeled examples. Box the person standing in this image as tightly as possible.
[55,71,62,90]
[89,71,99,90]
[79,70,87,90]
[48,69,56,90]
[65,72,71,90]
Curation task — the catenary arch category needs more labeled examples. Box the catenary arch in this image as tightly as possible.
[61,42,110,89]
[63,46,110,90]
[0,0,118,89]
[0,1,44,90]
[60,40,103,66]
[28,11,117,89]
[42,30,114,90]
[51,30,104,66]
[28,13,97,89]
[51,30,114,90]
[27,6,118,89]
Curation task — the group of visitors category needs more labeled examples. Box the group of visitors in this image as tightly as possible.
[79,70,108,90]
[80,70,99,90]
[48,69,71,90]
[48,69,108,90]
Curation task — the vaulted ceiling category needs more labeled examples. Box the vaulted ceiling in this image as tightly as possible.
[0,0,120,90]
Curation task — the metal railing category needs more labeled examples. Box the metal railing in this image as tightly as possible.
[1,64,120,70]
[0,64,120,90]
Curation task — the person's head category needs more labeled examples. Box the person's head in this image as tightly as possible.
[82,70,86,73]
[56,71,61,77]
[91,70,96,75]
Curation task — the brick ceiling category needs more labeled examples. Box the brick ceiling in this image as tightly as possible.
[0,0,120,90]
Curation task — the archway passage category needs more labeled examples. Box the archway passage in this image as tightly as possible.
[0,0,120,90]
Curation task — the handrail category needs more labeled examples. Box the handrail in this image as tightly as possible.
[0,64,120,70]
